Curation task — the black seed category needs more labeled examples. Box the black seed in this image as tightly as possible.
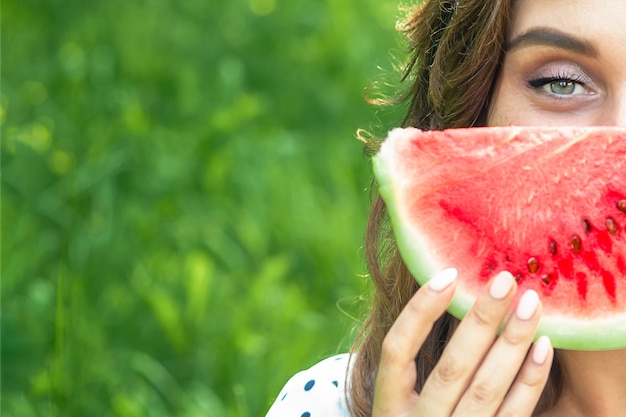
[515,273,523,282]
[528,257,539,274]
[542,274,554,286]
[582,219,592,234]
[619,200,626,213]
[606,217,619,235]
[571,235,582,254]
[549,239,557,255]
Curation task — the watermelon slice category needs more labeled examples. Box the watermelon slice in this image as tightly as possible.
[373,126,626,350]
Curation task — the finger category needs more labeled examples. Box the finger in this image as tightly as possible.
[415,271,517,416]
[373,268,457,415]
[452,290,542,416]
[496,336,554,417]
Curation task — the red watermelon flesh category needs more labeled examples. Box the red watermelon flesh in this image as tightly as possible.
[373,126,626,350]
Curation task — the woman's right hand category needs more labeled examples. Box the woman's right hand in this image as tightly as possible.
[372,268,554,417]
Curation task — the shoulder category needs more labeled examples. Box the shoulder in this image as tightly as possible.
[265,353,354,417]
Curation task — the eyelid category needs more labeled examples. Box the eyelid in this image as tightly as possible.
[527,76,586,89]
[525,62,597,97]
[527,62,593,86]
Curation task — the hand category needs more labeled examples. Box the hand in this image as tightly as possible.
[372,268,554,417]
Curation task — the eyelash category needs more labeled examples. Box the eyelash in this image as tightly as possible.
[527,71,589,95]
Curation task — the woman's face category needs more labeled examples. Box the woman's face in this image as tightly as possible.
[488,0,626,127]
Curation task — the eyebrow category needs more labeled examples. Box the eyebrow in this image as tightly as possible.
[506,27,598,57]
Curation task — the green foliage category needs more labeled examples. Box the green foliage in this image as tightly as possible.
[2,0,402,415]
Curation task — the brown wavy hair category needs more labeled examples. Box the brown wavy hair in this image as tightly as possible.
[349,0,562,416]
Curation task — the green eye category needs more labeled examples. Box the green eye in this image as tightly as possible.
[549,80,576,94]
[528,76,588,96]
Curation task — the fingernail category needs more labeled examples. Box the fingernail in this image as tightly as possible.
[428,268,458,292]
[516,290,539,320]
[489,271,515,299]
[532,336,551,365]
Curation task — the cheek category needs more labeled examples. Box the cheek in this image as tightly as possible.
[486,104,510,126]
[487,85,517,126]
[487,78,542,127]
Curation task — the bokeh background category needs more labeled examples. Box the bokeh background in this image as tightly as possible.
[2,0,405,415]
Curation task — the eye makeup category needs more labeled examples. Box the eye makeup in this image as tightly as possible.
[525,62,596,98]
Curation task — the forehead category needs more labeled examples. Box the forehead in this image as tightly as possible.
[509,0,626,41]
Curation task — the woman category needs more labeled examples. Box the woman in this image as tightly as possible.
[266,0,626,416]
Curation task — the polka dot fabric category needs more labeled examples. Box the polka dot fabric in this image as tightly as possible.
[265,354,353,417]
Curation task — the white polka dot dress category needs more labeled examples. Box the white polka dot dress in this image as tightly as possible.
[265,354,353,417]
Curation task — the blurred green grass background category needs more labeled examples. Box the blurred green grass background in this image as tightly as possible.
[2,0,403,415]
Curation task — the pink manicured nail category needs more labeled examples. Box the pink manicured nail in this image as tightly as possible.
[428,268,458,292]
[532,336,551,365]
[517,290,539,320]
[489,271,515,299]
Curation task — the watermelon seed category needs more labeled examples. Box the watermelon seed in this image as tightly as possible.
[541,273,554,286]
[515,273,523,282]
[582,219,592,234]
[528,257,539,274]
[606,217,619,235]
[570,235,582,254]
[549,239,557,255]
[619,200,626,213]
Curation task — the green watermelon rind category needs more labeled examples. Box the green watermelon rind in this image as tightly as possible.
[372,131,626,351]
